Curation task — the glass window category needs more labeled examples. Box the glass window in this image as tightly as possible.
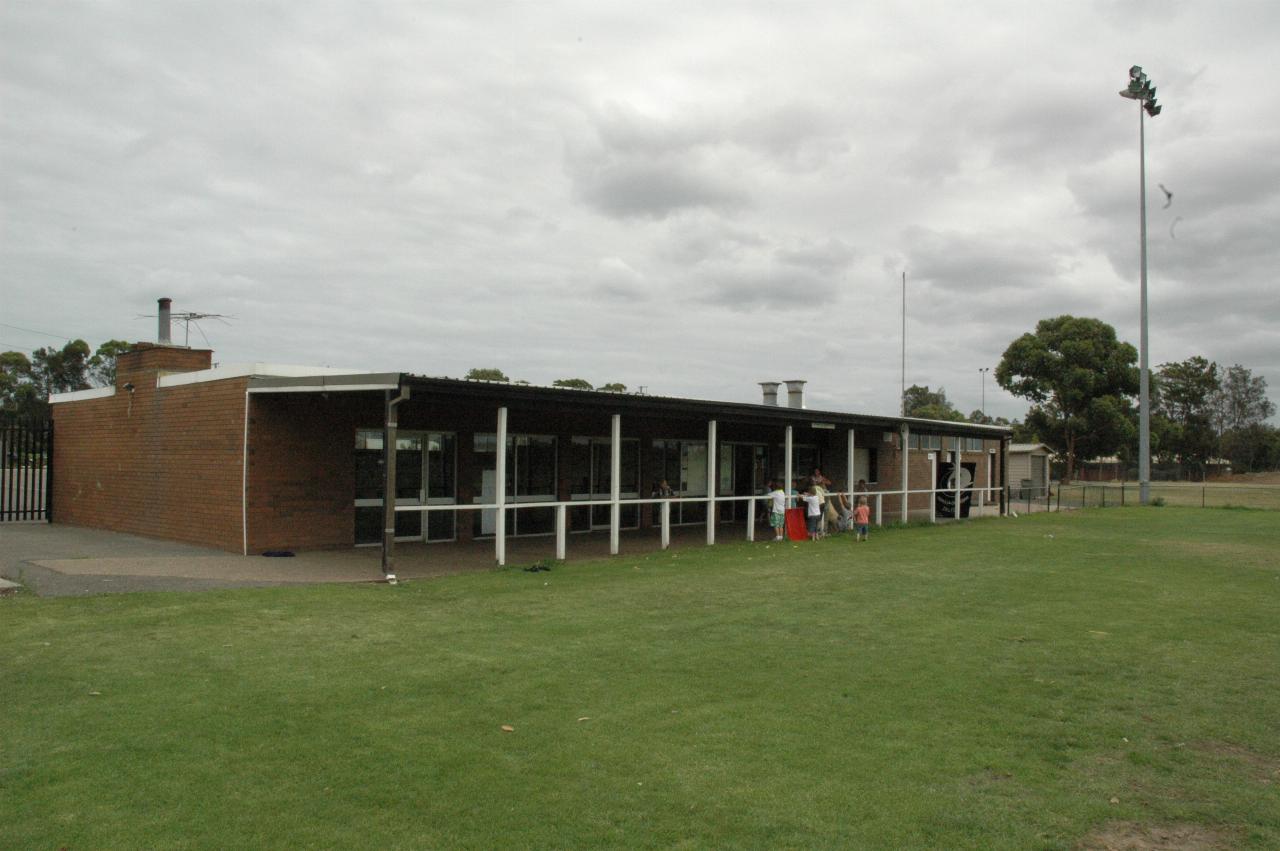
[395,435,423,501]
[355,429,384,499]
[914,434,940,450]
[427,434,455,500]
[473,433,560,536]
[719,444,734,496]
[513,435,557,498]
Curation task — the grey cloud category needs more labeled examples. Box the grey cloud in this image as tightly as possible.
[775,238,857,273]
[657,219,768,266]
[567,96,861,220]
[567,104,749,220]
[903,227,1070,293]
[572,158,749,220]
[731,101,852,171]
[692,265,840,311]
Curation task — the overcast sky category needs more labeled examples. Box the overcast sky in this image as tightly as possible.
[3,1,1277,421]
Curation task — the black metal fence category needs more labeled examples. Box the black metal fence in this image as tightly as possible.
[1054,482,1280,511]
[1,413,52,522]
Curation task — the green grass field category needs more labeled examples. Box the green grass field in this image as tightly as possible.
[4,508,1278,849]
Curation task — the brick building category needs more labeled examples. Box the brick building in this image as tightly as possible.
[50,339,1012,562]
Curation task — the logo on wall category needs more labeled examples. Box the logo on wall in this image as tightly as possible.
[936,461,976,518]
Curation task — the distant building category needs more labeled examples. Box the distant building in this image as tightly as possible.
[1008,443,1051,496]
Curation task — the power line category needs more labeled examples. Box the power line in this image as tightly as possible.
[0,321,78,341]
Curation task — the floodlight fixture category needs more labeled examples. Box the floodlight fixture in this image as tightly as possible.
[1118,65,1162,506]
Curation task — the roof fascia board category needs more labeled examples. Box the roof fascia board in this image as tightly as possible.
[248,373,402,393]
[160,363,372,388]
[400,376,1010,435]
[49,386,115,404]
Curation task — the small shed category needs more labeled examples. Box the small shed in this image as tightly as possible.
[1008,443,1051,497]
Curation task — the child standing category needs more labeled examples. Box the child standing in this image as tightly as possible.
[765,480,787,541]
[853,496,871,542]
[801,489,823,541]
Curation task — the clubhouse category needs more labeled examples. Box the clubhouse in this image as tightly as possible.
[50,326,1011,569]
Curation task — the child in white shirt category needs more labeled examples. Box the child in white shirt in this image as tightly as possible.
[801,489,822,541]
[765,481,787,541]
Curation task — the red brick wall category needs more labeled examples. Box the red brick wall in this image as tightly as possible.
[118,342,213,379]
[244,394,363,552]
[873,435,1004,520]
[52,346,247,550]
[54,369,371,553]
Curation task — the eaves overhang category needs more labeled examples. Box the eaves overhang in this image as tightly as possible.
[247,373,402,394]
[398,375,1012,438]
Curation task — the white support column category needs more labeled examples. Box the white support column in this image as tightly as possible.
[784,425,794,507]
[929,451,937,524]
[953,443,962,520]
[846,426,856,516]
[555,504,567,561]
[844,427,855,493]
[900,423,910,523]
[706,419,717,546]
[874,492,882,527]
[661,500,671,549]
[745,495,755,541]
[495,406,508,566]
[1001,438,1010,516]
[987,450,994,513]
[610,414,621,555]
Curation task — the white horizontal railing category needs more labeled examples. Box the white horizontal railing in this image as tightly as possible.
[386,485,1010,565]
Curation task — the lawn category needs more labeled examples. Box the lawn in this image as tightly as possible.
[3,508,1278,849]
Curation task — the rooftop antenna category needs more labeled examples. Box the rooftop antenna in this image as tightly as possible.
[136,307,234,347]
[171,311,233,347]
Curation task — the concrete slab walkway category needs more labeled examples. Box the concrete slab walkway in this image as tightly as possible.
[0,520,742,597]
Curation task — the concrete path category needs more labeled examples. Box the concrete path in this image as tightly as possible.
[0,521,725,598]
[0,522,473,597]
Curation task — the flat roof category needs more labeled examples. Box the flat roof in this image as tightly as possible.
[60,361,1011,437]
[308,372,1010,437]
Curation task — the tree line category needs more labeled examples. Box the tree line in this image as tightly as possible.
[1,339,131,417]
[905,316,1277,481]
[6,328,1276,479]
[463,367,626,393]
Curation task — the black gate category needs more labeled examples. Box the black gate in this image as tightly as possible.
[1,413,52,522]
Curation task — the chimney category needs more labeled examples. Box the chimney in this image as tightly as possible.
[759,381,781,406]
[158,297,172,345]
[784,379,806,409]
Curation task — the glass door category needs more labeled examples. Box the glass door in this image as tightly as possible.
[650,439,709,525]
[425,433,457,541]
[722,443,767,522]
[586,438,639,529]
[473,434,559,537]
[569,437,640,531]
[680,441,708,525]
[354,430,456,544]
[718,443,735,522]
[511,435,557,535]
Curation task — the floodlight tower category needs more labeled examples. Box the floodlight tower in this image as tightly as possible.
[979,367,990,417]
[1119,65,1161,506]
